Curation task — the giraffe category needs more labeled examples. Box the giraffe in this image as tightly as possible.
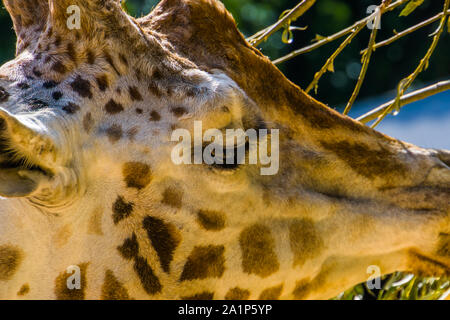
[0,0,448,300]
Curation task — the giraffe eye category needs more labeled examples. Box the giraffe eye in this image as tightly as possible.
[208,141,249,171]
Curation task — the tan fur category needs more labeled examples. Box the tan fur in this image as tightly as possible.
[0,0,448,300]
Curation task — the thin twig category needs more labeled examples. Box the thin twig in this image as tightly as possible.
[357,80,450,123]
[248,0,316,47]
[272,0,409,65]
[361,9,450,54]
[306,24,365,94]
[343,6,382,115]
[371,0,450,128]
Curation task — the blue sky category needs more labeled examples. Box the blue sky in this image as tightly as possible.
[351,87,450,150]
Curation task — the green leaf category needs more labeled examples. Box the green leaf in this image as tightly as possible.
[399,0,424,17]
[279,9,292,20]
[447,16,450,33]
[312,34,326,42]
[327,61,335,73]
[281,28,294,44]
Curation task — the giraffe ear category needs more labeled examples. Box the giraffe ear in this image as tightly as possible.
[0,109,54,198]
[3,0,49,55]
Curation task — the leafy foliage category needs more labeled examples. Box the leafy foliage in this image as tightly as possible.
[400,0,425,17]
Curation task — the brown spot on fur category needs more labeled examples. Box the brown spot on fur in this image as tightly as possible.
[86,50,96,64]
[62,102,80,114]
[122,162,152,190]
[185,87,198,97]
[239,224,279,278]
[0,86,9,103]
[47,27,53,38]
[225,287,250,300]
[0,245,23,281]
[136,108,143,114]
[96,75,109,91]
[117,233,161,294]
[17,284,30,296]
[148,82,162,97]
[180,245,225,281]
[54,224,73,248]
[182,292,214,300]
[149,110,161,121]
[52,91,63,100]
[152,68,163,80]
[289,219,324,267]
[292,279,311,300]
[54,36,61,47]
[117,233,139,260]
[143,216,181,274]
[259,284,283,300]
[105,99,124,114]
[133,256,162,295]
[106,124,123,143]
[29,99,48,110]
[17,82,30,90]
[43,81,58,89]
[70,76,92,99]
[119,54,129,67]
[171,106,187,117]
[66,43,76,62]
[437,233,450,258]
[54,263,88,300]
[101,270,131,300]
[51,61,67,74]
[88,207,104,236]
[83,112,94,133]
[161,187,183,208]
[196,210,226,231]
[319,141,408,179]
[128,86,143,101]
[32,67,42,77]
[112,196,134,224]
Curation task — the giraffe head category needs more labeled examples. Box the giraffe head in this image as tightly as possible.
[0,0,448,299]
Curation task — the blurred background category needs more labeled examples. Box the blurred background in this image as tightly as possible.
[0,0,448,148]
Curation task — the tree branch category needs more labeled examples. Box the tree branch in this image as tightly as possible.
[247,0,316,47]
[371,0,450,128]
[343,6,382,115]
[306,23,365,94]
[361,9,450,55]
[356,80,450,124]
[272,0,409,65]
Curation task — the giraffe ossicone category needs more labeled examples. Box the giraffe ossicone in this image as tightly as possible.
[0,0,448,300]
